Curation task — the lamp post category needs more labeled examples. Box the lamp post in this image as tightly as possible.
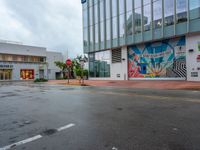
[80,58,85,85]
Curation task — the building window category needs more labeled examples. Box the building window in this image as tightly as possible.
[20,69,34,80]
[83,27,88,47]
[89,51,111,78]
[189,0,200,20]
[95,24,99,44]
[83,8,88,28]
[164,0,174,26]
[112,17,118,39]
[143,0,151,31]
[100,21,104,42]
[94,3,98,24]
[119,14,125,37]
[89,6,93,26]
[106,19,111,40]
[126,0,132,12]
[90,26,94,46]
[112,0,117,17]
[134,0,142,34]
[119,0,125,15]
[176,0,187,23]
[126,11,133,36]
[126,0,133,36]
[99,0,104,43]
[153,0,162,29]
[106,0,110,20]
[100,0,104,22]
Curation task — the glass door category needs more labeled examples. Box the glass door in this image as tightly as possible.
[0,70,4,80]
[4,70,12,80]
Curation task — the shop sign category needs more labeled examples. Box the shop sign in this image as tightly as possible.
[0,64,13,69]
[81,0,86,4]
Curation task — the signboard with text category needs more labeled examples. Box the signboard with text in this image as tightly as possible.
[0,64,13,69]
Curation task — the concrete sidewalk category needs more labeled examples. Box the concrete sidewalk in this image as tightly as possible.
[48,80,200,90]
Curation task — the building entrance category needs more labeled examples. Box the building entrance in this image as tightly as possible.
[0,69,12,80]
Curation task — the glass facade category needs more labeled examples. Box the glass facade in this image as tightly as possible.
[89,51,111,77]
[164,0,174,26]
[143,0,151,31]
[176,0,187,23]
[126,0,133,36]
[153,0,162,29]
[83,0,200,54]
[134,0,142,33]
[189,0,200,20]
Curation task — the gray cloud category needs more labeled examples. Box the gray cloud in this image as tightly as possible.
[0,0,83,58]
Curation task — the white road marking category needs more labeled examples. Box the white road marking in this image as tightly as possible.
[57,123,75,132]
[0,135,42,150]
[0,123,75,150]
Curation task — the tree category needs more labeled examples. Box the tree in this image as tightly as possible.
[54,61,67,78]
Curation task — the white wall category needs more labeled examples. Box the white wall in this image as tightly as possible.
[46,51,63,79]
[0,43,46,56]
[110,46,128,80]
[186,34,200,81]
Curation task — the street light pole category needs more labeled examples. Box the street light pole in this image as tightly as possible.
[80,58,85,85]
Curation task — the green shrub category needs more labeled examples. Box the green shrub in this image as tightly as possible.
[75,68,82,77]
[83,69,88,77]
[34,78,48,83]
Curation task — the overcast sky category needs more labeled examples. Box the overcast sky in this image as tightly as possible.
[0,0,83,58]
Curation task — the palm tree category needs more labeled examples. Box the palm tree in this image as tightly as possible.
[54,61,67,78]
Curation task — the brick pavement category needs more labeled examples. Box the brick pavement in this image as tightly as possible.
[48,79,200,90]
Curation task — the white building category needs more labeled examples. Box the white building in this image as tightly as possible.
[0,41,63,81]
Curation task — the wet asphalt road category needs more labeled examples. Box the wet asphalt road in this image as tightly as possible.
[0,82,200,150]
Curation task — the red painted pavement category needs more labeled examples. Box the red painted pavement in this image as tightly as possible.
[48,80,200,90]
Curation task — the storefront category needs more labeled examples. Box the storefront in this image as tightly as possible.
[0,69,12,80]
[20,69,34,80]
[0,65,13,80]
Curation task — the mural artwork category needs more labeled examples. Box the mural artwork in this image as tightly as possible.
[128,37,186,78]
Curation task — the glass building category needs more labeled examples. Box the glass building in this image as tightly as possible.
[82,0,200,81]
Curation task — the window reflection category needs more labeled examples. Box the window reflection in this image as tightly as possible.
[89,51,111,78]
[112,0,117,17]
[100,22,104,42]
[106,19,111,40]
[126,11,133,35]
[153,0,162,29]
[176,0,187,23]
[126,0,132,12]
[112,17,118,39]
[143,2,151,31]
[189,0,200,20]
[119,14,125,37]
[164,0,174,26]
[135,8,142,33]
[126,0,133,36]
[95,24,99,44]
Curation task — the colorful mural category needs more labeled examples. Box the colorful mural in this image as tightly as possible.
[128,37,186,78]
